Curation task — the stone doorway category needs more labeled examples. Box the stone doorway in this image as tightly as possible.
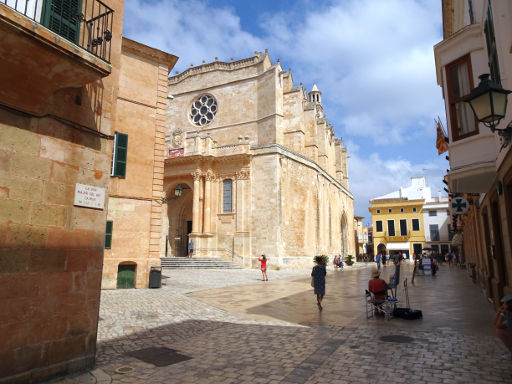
[166,183,193,257]
[117,263,136,289]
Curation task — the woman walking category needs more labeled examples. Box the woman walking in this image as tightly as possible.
[258,254,268,281]
[311,256,327,310]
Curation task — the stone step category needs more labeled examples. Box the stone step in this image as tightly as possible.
[160,257,241,269]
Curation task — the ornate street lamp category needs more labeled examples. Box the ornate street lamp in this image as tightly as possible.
[465,74,512,138]
[162,184,183,203]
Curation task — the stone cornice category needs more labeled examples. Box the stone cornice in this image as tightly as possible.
[251,143,353,199]
[122,37,178,72]
[169,51,267,85]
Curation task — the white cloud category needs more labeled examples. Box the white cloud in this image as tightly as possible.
[123,0,448,218]
[348,149,448,219]
[257,0,444,144]
[123,0,263,73]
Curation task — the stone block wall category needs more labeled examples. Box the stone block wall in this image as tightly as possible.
[0,116,109,382]
[103,38,177,289]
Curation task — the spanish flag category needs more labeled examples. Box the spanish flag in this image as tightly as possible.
[436,118,449,155]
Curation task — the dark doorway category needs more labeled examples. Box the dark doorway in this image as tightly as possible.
[413,243,423,255]
[117,264,136,289]
[185,221,192,257]
[491,200,507,298]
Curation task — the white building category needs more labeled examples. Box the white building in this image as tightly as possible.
[423,197,451,256]
[376,176,432,201]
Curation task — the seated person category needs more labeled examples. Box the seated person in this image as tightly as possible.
[368,268,388,302]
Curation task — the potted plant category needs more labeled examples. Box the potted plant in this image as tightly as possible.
[345,254,354,266]
[313,255,329,265]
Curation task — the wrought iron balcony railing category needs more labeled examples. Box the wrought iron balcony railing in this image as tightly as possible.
[2,0,114,62]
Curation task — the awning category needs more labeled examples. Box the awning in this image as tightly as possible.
[385,242,410,251]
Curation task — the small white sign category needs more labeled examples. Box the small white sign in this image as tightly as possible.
[74,183,105,210]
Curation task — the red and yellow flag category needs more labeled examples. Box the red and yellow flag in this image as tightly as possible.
[436,118,449,155]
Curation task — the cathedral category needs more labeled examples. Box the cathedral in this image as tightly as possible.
[162,51,355,268]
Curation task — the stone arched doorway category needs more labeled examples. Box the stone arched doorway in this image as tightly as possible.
[165,183,193,257]
[117,262,136,289]
[377,243,386,255]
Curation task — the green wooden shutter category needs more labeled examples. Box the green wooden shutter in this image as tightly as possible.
[104,220,113,249]
[112,132,128,178]
[42,0,82,44]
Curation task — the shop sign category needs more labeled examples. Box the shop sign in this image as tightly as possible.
[451,197,468,215]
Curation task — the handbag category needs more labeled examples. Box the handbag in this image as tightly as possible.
[310,276,315,287]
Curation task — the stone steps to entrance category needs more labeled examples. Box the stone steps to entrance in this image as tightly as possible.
[160,257,242,269]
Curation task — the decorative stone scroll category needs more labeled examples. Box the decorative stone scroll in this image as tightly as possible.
[205,170,216,181]
[192,170,202,181]
[235,170,250,180]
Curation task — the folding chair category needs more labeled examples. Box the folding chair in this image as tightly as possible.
[365,290,396,320]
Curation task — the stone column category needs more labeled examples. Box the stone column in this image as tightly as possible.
[204,170,214,233]
[192,170,201,233]
[236,170,249,232]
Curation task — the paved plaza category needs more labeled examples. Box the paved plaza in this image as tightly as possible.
[47,263,511,384]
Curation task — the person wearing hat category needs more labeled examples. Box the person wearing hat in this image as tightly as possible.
[494,293,512,360]
[368,268,387,302]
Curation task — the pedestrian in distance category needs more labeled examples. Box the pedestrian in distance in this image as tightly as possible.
[333,255,339,270]
[338,254,344,270]
[375,252,381,270]
[188,240,194,258]
[494,294,512,360]
[311,255,327,310]
[258,254,268,281]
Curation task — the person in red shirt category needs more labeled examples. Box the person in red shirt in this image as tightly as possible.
[258,254,268,281]
[368,268,387,302]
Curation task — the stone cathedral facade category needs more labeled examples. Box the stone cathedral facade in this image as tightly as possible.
[162,51,355,268]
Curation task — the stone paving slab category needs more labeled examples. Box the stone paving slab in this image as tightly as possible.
[45,263,511,383]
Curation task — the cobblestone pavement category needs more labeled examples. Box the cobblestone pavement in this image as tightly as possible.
[46,263,511,384]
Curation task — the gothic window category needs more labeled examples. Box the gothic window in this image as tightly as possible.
[446,55,478,140]
[223,179,232,213]
[190,94,217,126]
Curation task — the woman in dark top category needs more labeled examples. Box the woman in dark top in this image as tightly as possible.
[311,256,327,310]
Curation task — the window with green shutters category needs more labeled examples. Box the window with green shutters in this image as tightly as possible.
[104,220,113,249]
[111,132,128,178]
[42,0,82,44]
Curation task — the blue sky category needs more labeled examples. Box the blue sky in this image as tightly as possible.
[123,0,449,224]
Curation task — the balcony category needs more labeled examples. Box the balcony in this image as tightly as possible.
[0,0,114,112]
[384,231,411,242]
[434,23,498,193]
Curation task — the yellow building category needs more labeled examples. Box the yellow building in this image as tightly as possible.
[369,198,426,258]
[354,216,364,257]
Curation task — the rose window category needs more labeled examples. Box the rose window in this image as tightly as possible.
[190,94,217,126]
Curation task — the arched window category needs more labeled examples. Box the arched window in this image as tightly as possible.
[223,179,233,212]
